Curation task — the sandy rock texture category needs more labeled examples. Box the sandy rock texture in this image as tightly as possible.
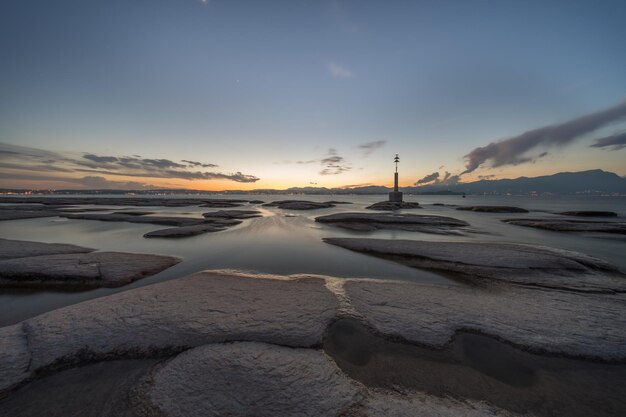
[503,218,626,234]
[145,342,362,417]
[324,238,626,292]
[0,252,180,288]
[316,213,469,234]
[0,271,338,392]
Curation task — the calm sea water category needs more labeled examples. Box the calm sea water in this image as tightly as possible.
[1,194,625,325]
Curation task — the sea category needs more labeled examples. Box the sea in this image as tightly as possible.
[1,194,624,326]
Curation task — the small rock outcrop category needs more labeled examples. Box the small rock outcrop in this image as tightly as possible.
[316,213,469,234]
[366,201,422,211]
[0,238,93,261]
[558,211,618,217]
[264,200,343,210]
[503,218,626,234]
[143,224,230,238]
[457,206,529,213]
[0,251,180,288]
[202,209,262,219]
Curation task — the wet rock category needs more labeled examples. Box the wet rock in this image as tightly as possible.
[199,200,247,208]
[249,199,265,204]
[457,206,529,213]
[0,197,208,207]
[0,271,338,392]
[358,391,517,417]
[202,209,262,219]
[366,201,422,211]
[63,213,205,227]
[0,252,180,288]
[111,211,154,216]
[0,238,93,261]
[263,200,338,210]
[0,210,60,221]
[558,211,618,217]
[344,279,626,360]
[316,213,469,234]
[503,218,626,234]
[324,238,626,292]
[144,342,361,417]
[144,224,228,238]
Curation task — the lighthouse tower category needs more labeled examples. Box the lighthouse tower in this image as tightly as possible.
[388,153,403,202]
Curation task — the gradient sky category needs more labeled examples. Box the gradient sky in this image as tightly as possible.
[1,0,625,190]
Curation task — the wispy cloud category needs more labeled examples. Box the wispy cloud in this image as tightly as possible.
[319,148,351,175]
[0,143,260,184]
[415,172,439,185]
[357,140,386,157]
[462,100,626,174]
[328,62,352,78]
[590,131,626,151]
[415,171,460,186]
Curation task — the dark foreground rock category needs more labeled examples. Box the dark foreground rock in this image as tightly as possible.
[324,237,626,292]
[0,252,180,288]
[366,201,422,211]
[199,199,248,208]
[558,211,618,217]
[316,213,469,234]
[503,218,626,234]
[0,238,93,261]
[457,206,529,213]
[0,209,61,221]
[264,200,344,210]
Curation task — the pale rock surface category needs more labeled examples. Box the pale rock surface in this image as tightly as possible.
[0,271,338,392]
[0,325,31,393]
[143,224,227,238]
[345,280,626,360]
[145,342,362,417]
[324,238,626,292]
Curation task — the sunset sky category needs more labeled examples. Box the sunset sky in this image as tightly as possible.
[1,0,625,191]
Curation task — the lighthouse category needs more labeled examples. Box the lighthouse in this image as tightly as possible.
[388,153,403,202]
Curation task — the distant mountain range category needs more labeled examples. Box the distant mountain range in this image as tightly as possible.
[2,169,625,196]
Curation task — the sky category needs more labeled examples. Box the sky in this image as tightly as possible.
[1,0,625,191]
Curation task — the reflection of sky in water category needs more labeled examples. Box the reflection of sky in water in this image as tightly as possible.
[1,194,625,325]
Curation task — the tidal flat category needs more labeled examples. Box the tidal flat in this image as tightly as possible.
[1,194,625,417]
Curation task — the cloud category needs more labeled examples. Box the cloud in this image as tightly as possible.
[182,159,219,168]
[319,148,351,175]
[414,171,460,187]
[462,100,626,174]
[358,140,386,156]
[478,174,496,180]
[0,143,260,184]
[415,172,440,185]
[328,62,352,78]
[590,131,626,150]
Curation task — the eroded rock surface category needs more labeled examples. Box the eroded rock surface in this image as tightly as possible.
[316,213,469,234]
[264,200,342,210]
[366,201,422,211]
[345,280,626,360]
[0,238,93,261]
[457,206,529,213]
[145,342,361,417]
[0,252,180,288]
[0,209,61,221]
[324,238,626,292]
[503,218,626,234]
[0,271,338,392]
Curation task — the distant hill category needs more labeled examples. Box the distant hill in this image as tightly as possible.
[2,170,625,196]
[408,169,626,195]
